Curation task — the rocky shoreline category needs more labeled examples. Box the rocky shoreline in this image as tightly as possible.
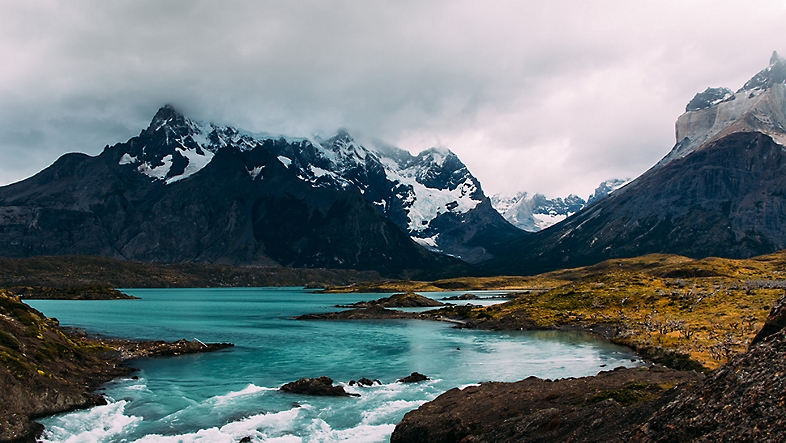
[296,291,786,440]
[0,290,233,443]
[392,294,786,441]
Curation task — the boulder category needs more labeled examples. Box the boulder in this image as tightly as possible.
[349,377,381,387]
[399,372,430,383]
[280,376,359,397]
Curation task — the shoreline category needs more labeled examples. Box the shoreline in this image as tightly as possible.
[296,304,704,372]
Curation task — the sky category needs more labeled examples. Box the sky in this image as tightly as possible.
[1,1,785,199]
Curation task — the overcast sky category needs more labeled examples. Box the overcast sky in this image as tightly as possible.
[1,1,785,199]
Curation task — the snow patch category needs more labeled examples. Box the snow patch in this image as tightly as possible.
[402,177,480,232]
[166,148,215,184]
[137,155,173,180]
[277,156,292,168]
[118,153,138,165]
[247,165,265,180]
[413,234,440,250]
[533,213,567,230]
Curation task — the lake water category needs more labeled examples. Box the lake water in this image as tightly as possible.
[26,288,641,442]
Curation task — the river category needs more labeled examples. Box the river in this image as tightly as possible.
[26,287,640,442]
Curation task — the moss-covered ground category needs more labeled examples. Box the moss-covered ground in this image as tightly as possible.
[458,253,786,369]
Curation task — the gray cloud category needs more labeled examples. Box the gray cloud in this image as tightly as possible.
[1,0,785,198]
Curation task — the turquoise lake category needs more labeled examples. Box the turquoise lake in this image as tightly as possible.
[26,288,641,442]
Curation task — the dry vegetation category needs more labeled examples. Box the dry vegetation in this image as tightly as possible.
[450,253,786,370]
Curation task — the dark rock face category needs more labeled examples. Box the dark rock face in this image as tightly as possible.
[0,106,521,267]
[0,109,465,277]
[391,367,702,443]
[398,372,429,383]
[487,132,786,275]
[280,376,358,397]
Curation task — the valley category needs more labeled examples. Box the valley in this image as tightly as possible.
[1,51,786,442]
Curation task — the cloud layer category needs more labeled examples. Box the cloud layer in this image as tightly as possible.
[1,0,785,198]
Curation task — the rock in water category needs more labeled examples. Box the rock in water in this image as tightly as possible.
[349,377,381,387]
[280,376,359,397]
[399,372,429,383]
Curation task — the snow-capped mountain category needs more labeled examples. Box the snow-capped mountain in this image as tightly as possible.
[17,105,520,264]
[491,178,630,232]
[0,106,473,275]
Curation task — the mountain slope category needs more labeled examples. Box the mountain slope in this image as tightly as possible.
[485,52,786,274]
[0,110,465,276]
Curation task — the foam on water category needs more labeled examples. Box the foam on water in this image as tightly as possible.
[40,400,141,443]
[308,419,396,443]
[213,383,273,406]
[135,408,303,443]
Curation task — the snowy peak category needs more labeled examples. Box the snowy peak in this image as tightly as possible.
[587,178,631,204]
[659,52,786,168]
[492,192,584,232]
[739,50,786,93]
[116,105,261,184]
[492,178,629,232]
[108,106,509,262]
[408,148,476,193]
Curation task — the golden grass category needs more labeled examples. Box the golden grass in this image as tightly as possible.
[469,253,786,370]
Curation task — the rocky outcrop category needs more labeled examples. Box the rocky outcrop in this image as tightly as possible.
[349,378,381,387]
[398,372,430,383]
[10,286,138,300]
[441,293,480,300]
[337,292,444,308]
[296,304,428,321]
[391,366,703,443]
[280,376,358,397]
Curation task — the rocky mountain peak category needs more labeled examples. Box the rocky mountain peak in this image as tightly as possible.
[685,87,734,112]
[658,52,786,168]
[770,50,782,66]
[738,50,786,92]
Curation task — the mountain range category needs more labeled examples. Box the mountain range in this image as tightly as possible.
[491,178,630,232]
[1,52,785,276]
[485,51,786,274]
[0,106,522,276]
